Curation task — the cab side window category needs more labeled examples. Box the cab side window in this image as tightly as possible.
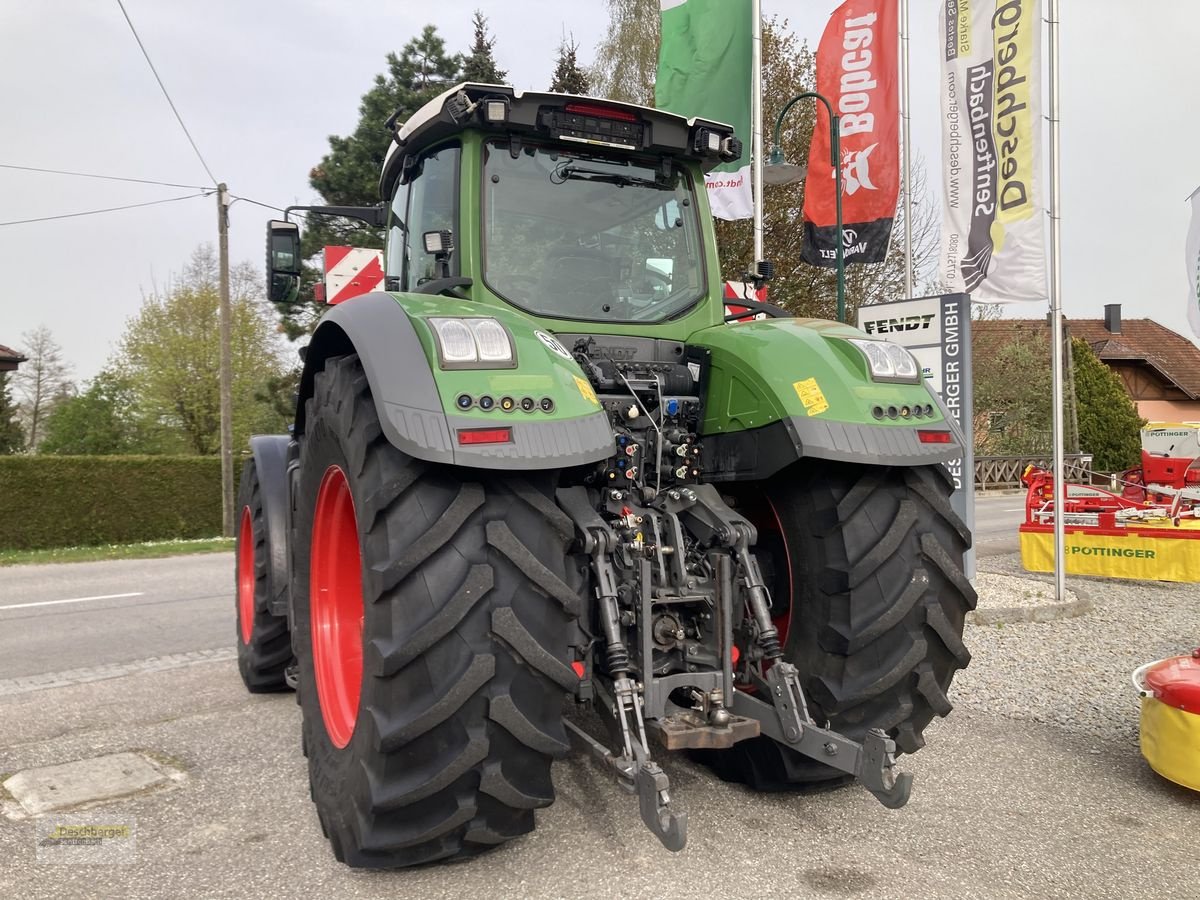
[401,145,460,290]
[385,179,410,284]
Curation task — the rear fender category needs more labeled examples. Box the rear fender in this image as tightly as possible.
[689,318,964,480]
[296,292,614,470]
[248,434,292,619]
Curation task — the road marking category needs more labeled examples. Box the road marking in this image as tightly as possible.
[0,647,237,696]
[0,592,144,612]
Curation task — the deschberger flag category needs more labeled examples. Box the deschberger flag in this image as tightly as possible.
[939,0,1047,301]
[1186,188,1200,339]
[801,0,900,268]
[656,0,753,220]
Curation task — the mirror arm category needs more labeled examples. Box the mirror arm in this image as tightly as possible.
[282,204,387,228]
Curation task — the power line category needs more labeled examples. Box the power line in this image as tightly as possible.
[0,192,210,227]
[114,0,217,186]
[228,194,286,213]
[0,163,209,190]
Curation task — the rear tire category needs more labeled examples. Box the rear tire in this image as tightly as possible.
[235,458,292,692]
[292,354,580,868]
[701,461,976,790]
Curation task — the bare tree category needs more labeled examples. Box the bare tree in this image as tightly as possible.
[591,0,659,104]
[13,325,73,452]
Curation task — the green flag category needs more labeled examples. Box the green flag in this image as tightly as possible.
[655,0,753,220]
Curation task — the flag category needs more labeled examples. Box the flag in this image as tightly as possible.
[939,0,1046,302]
[801,0,900,268]
[656,0,753,220]
[1186,189,1200,339]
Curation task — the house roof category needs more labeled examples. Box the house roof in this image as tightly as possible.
[0,343,26,369]
[973,318,1200,400]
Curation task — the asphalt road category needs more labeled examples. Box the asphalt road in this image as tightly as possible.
[972,491,1026,556]
[0,556,232,679]
[7,499,1186,900]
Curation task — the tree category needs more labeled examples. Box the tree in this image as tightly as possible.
[1072,338,1145,472]
[592,0,659,104]
[116,246,291,456]
[281,27,462,340]
[461,10,506,83]
[0,372,23,453]
[973,327,1053,456]
[12,325,72,452]
[592,11,940,320]
[549,36,591,94]
[39,370,164,455]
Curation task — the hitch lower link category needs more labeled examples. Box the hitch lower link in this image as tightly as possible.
[557,486,687,852]
[704,493,914,812]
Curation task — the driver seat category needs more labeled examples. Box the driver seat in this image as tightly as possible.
[538,249,618,315]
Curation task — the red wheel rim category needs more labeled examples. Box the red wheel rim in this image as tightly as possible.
[237,506,255,644]
[310,465,364,749]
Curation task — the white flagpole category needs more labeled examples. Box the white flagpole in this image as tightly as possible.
[1048,0,1066,602]
[900,0,913,297]
[752,0,764,264]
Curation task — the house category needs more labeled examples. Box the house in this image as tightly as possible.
[0,344,25,373]
[973,305,1200,423]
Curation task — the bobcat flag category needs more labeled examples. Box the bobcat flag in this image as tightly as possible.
[1186,189,1200,339]
[656,0,753,220]
[802,0,900,268]
[939,0,1047,301]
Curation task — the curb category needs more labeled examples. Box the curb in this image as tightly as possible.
[967,572,1097,626]
[967,593,1093,626]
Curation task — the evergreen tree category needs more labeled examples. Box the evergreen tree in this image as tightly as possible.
[1072,338,1145,471]
[281,27,461,339]
[549,37,591,94]
[0,372,23,454]
[461,10,507,84]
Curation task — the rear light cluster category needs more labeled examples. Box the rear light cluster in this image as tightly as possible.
[456,394,554,414]
[871,403,935,420]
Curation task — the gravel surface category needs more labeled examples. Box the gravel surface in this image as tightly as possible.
[969,571,1091,624]
[954,552,1199,744]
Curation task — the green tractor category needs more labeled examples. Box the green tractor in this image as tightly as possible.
[236,84,975,867]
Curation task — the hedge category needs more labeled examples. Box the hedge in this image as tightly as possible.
[0,455,241,550]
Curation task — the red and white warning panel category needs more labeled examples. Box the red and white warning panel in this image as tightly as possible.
[323,246,385,304]
[724,281,767,322]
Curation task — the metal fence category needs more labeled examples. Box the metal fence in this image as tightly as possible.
[975,454,1094,490]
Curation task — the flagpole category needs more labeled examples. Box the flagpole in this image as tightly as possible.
[1048,0,1066,603]
[900,0,913,297]
[752,0,764,265]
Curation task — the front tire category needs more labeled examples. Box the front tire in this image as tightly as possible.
[703,461,976,790]
[292,354,581,868]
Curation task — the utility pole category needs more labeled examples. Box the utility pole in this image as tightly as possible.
[217,183,234,537]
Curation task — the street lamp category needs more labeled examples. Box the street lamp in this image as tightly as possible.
[764,91,845,323]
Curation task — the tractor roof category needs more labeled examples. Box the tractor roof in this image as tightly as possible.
[379,83,742,200]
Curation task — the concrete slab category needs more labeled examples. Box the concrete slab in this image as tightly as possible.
[2,751,184,818]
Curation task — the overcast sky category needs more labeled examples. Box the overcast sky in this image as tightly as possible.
[2,1,1197,380]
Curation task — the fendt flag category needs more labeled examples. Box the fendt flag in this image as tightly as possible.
[656,0,753,220]
[939,0,1047,301]
[801,0,900,268]
[1186,188,1200,339]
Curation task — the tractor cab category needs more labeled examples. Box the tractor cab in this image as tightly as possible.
[269,84,741,325]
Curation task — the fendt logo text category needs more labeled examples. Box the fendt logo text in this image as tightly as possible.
[862,314,936,335]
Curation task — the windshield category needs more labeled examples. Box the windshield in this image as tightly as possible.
[482,142,706,322]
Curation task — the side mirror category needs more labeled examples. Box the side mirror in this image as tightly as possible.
[266,220,302,303]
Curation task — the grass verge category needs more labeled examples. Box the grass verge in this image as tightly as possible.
[0,537,234,567]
